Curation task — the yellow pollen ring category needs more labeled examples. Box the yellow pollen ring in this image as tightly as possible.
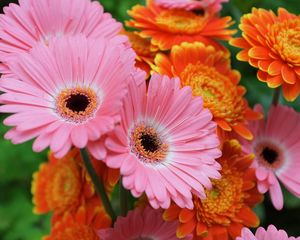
[180,62,245,123]
[130,124,168,163]
[270,19,300,65]
[194,163,244,226]
[56,87,98,123]
[155,9,206,34]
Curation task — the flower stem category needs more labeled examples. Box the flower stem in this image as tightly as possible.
[120,178,128,216]
[80,148,116,222]
[272,87,281,106]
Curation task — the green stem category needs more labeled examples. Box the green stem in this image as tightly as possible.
[272,87,281,106]
[120,178,128,216]
[80,148,116,222]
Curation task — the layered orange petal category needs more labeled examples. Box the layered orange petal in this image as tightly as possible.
[32,148,118,217]
[32,149,83,215]
[153,42,261,140]
[164,140,262,240]
[127,0,235,51]
[230,7,300,101]
[44,200,111,240]
[121,30,157,76]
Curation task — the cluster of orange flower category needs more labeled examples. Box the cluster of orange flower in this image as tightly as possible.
[32,149,119,239]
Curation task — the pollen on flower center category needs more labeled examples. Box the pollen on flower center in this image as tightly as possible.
[269,19,300,65]
[180,62,245,123]
[56,87,98,123]
[130,124,168,163]
[155,9,206,34]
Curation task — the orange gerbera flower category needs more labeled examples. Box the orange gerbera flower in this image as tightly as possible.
[153,42,262,140]
[122,30,157,76]
[230,8,300,101]
[163,140,263,240]
[126,0,236,51]
[32,148,119,216]
[44,199,111,240]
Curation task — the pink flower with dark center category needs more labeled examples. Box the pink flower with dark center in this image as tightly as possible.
[0,35,135,158]
[237,225,300,240]
[0,0,124,74]
[239,104,300,210]
[98,207,192,240]
[89,71,221,209]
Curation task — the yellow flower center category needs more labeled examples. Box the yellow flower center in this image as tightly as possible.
[46,159,81,212]
[155,9,206,34]
[269,19,300,65]
[194,161,244,226]
[180,62,245,123]
[52,226,99,240]
[130,124,168,163]
[56,87,99,123]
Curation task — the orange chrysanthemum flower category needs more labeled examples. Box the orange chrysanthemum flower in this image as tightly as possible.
[230,8,300,101]
[153,42,262,140]
[122,30,157,76]
[44,200,111,240]
[32,148,119,216]
[126,0,236,51]
[163,140,263,240]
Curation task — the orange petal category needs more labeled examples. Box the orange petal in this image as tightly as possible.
[163,204,181,221]
[179,208,195,223]
[282,82,300,102]
[210,225,229,240]
[227,222,244,239]
[281,65,296,84]
[257,70,268,82]
[237,50,249,61]
[75,206,86,224]
[232,153,254,171]
[258,60,272,71]
[229,38,251,48]
[232,123,253,140]
[242,180,256,191]
[244,109,263,120]
[176,220,196,238]
[196,222,208,237]
[268,60,282,75]
[215,119,232,131]
[248,47,270,60]
[267,75,283,88]
[236,206,260,227]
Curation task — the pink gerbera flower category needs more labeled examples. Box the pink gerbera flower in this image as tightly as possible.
[89,72,221,209]
[0,35,135,158]
[240,104,300,210]
[237,225,300,240]
[0,0,123,71]
[154,0,228,12]
[98,207,192,240]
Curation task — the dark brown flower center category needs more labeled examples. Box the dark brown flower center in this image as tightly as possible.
[56,87,98,123]
[140,133,160,153]
[66,94,90,113]
[261,147,278,165]
[130,124,168,163]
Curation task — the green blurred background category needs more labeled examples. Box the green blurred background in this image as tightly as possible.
[0,0,299,239]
